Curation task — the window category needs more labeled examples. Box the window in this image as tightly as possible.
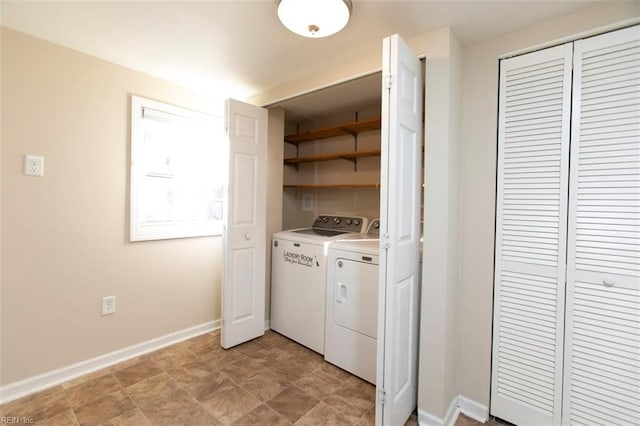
[130,95,225,241]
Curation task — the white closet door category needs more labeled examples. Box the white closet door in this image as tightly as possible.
[221,99,268,349]
[376,33,422,426]
[564,25,640,425]
[491,43,573,425]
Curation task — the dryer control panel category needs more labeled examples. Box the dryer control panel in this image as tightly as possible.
[366,219,380,237]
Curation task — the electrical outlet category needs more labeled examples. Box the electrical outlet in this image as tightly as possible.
[101,296,116,315]
[24,155,44,176]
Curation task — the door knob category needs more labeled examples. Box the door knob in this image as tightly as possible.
[244,234,251,241]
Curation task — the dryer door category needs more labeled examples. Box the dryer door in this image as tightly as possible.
[334,258,379,339]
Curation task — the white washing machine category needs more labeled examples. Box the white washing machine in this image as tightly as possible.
[271,214,368,354]
[325,219,380,384]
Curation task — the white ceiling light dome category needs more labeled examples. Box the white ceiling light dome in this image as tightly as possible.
[276,0,352,38]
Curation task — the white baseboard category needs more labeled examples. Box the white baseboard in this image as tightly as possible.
[418,395,488,426]
[0,320,220,404]
[444,396,461,426]
[418,396,460,426]
[458,395,489,423]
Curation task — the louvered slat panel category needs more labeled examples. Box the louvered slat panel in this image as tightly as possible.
[500,55,566,268]
[492,43,571,425]
[573,332,639,366]
[571,365,639,395]
[574,302,640,327]
[581,87,639,106]
[572,380,639,419]
[565,25,640,426]
[573,280,640,358]
[574,281,640,303]
[573,30,639,277]
[572,352,639,387]
[494,269,563,417]
[499,331,556,355]
[573,315,639,337]
[571,395,638,425]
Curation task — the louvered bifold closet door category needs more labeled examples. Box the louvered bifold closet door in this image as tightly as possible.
[491,43,573,426]
[564,25,640,426]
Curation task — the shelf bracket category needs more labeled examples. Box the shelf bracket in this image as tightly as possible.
[284,162,299,171]
[294,123,299,170]
[353,112,359,172]
[341,157,357,168]
[353,150,358,172]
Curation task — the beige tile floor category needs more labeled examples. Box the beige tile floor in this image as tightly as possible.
[2,330,484,425]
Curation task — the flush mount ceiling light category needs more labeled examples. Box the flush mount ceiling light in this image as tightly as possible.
[276,0,352,38]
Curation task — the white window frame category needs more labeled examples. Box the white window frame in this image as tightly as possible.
[130,95,225,241]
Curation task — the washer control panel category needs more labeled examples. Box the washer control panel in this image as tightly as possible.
[313,215,368,233]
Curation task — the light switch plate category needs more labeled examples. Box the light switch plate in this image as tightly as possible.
[301,193,314,211]
[24,155,44,176]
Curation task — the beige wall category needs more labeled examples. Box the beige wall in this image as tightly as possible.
[457,1,640,409]
[281,106,382,230]
[0,25,4,385]
[1,28,224,385]
[420,27,463,420]
[266,107,285,319]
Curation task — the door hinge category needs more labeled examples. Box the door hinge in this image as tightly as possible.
[384,74,393,90]
[381,233,391,249]
[377,388,386,405]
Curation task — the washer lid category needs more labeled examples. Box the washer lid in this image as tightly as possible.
[273,228,363,244]
[290,228,350,237]
[330,238,380,255]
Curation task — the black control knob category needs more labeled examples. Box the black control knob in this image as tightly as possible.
[322,217,329,223]
[353,219,360,226]
[346,219,353,225]
[333,217,341,224]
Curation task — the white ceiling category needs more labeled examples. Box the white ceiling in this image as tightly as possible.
[1,0,610,101]
[272,71,382,121]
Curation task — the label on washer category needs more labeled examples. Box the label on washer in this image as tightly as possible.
[283,250,320,268]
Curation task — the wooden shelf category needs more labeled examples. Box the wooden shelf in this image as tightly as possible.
[284,184,380,189]
[283,115,382,189]
[284,149,381,165]
[284,117,381,144]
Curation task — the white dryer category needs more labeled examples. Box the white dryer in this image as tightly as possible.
[271,215,368,354]
[325,219,380,384]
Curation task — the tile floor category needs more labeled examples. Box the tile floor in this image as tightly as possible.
[2,330,484,425]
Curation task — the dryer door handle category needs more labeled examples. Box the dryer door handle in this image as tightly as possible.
[337,282,347,303]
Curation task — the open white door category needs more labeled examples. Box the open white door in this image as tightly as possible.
[376,34,423,425]
[221,99,268,349]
